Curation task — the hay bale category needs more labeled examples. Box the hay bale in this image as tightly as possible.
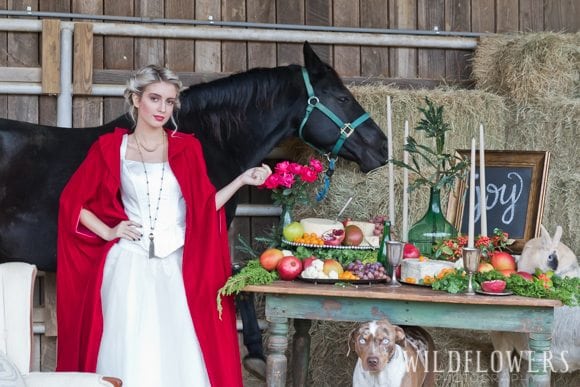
[506,98,580,250]
[473,33,580,104]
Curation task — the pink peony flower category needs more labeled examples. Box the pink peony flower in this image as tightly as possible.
[260,158,324,208]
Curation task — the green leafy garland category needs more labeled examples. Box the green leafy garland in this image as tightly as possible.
[432,269,580,306]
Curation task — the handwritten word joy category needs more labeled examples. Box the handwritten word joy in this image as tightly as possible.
[475,172,524,225]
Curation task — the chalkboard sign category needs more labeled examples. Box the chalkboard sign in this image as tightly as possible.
[449,150,550,253]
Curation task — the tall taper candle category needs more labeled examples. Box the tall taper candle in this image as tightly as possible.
[387,96,395,224]
[479,123,487,236]
[468,137,476,248]
[402,120,409,242]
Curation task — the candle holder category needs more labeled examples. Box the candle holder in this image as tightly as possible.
[386,241,404,288]
[462,247,481,296]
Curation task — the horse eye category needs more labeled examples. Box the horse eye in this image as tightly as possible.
[359,338,366,344]
[337,96,349,103]
[548,253,556,261]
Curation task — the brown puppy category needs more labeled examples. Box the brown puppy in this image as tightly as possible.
[351,319,435,387]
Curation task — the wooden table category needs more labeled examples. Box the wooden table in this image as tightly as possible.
[244,281,562,387]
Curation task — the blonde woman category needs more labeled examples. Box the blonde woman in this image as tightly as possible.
[57,65,271,387]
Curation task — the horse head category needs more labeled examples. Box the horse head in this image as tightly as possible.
[298,42,389,173]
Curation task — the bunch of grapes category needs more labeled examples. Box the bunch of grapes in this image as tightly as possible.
[370,215,388,236]
[346,260,389,280]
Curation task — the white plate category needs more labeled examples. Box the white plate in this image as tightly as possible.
[475,289,513,296]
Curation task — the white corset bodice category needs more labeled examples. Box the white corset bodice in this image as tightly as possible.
[119,134,186,258]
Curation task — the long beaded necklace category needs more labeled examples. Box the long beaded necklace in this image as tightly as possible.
[134,132,166,259]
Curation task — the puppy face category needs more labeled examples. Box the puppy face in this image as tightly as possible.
[352,320,406,372]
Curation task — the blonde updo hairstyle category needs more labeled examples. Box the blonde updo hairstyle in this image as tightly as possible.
[124,64,183,130]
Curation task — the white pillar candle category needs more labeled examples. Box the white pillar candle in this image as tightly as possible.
[479,123,487,237]
[468,137,476,248]
[387,96,395,224]
[402,120,409,242]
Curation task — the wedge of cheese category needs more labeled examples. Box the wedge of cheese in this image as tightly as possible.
[345,220,376,236]
[300,218,344,236]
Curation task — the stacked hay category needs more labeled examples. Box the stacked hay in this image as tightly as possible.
[473,32,580,104]
[473,32,580,252]
[260,32,579,387]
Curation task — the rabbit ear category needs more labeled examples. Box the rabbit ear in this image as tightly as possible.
[553,226,563,246]
[539,224,552,246]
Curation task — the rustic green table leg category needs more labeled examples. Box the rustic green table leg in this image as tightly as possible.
[267,317,289,387]
[528,332,552,387]
[292,319,312,387]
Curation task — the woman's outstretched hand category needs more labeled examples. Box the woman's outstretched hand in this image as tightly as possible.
[241,163,273,187]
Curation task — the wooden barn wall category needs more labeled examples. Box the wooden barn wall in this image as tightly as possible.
[0,0,579,261]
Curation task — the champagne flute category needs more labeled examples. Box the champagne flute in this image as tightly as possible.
[386,241,404,287]
[462,247,481,295]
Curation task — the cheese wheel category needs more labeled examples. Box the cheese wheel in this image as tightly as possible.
[360,235,380,248]
[345,220,376,236]
[299,218,344,236]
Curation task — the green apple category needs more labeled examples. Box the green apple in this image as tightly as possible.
[283,222,304,241]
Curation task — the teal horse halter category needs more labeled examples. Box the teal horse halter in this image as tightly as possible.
[298,67,371,201]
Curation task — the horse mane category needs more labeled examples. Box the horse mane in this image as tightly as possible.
[178,65,301,145]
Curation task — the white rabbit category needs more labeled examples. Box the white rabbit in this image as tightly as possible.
[490,225,579,387]
[517,224,579,278]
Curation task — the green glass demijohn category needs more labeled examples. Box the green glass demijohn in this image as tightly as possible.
[408,187,457,257]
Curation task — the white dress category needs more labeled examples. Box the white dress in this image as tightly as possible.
[96,134,210,387]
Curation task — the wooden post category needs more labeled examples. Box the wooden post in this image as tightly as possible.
[41,19,60,95]
[73,22,93,95]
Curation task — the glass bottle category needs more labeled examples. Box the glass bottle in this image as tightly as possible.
[377,220,391,270]
[408,187,458,257]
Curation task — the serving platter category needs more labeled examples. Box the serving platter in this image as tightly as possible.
[475,289,514,296]
[298,277,387,285]
[282,239,377,250]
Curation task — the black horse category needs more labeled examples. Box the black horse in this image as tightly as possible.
[0,42,388,272]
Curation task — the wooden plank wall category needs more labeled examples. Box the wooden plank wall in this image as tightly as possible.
[1,0,578,124]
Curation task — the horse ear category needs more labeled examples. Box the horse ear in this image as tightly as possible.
[303,41,327,77]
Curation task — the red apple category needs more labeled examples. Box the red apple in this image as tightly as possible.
[478,262,495,273]
[259,248,284,271]
[403,243,420,258]
[490,251,516,271]
[515,271,533,281]
[276,256,303,280]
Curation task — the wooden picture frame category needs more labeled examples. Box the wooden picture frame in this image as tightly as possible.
[446,150,550,254]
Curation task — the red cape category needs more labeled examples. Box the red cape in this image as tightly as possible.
[56,128,242,386]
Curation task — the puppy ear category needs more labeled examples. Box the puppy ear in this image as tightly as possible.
[394,326,406,346]
[349,325,362,355]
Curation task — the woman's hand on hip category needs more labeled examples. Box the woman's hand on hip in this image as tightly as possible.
[108,220,143,241]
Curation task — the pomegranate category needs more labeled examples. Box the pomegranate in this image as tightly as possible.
[481,280,507,293]
[322,229,345,246]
